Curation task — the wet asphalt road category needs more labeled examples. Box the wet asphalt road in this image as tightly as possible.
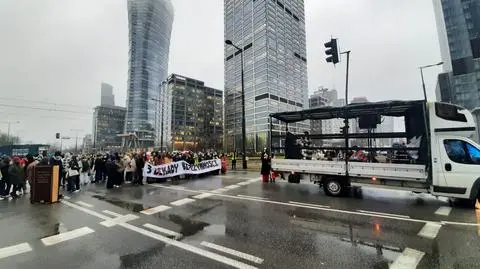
[1,171,480,269]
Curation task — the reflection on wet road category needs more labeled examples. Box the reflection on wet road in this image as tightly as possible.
[1,171,479,269]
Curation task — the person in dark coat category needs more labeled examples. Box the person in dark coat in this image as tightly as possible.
[105,155,116,189]
[8,157,23,198]
[134,154,145,185]
[260,152,271,183]
[0,157,11,198]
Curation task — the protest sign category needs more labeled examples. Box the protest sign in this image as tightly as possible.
[143,159,221,178]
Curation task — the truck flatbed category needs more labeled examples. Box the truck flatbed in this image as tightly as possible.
[272,159,427,182]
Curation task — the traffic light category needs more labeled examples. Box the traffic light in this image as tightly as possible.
[56,133,60,139]
[325,38,339,64]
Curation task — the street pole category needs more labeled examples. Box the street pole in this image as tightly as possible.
[7,122,11,145]
[341,50,351,178]
[240,49,247,169]
[161,82,165,151]
[225,40,248,169]
[420,68,427,101]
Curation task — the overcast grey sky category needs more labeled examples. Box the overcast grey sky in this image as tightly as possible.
[0,0,442,147]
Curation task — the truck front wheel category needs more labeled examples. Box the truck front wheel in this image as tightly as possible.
[323,178,344,196]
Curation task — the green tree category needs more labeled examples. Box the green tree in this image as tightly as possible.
[0,132,21,146]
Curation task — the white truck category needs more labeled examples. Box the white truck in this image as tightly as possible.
[269,100,480,204]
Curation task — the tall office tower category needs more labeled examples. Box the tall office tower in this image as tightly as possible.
[125,0,174,147]
[100,83,115,106]
[434,0,480,109]
[224,0,309,153]
[167,74,223,151]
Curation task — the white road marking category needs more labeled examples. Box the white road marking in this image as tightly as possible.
[435,206,452,216]
[224,185,240,190]
[170,198,196,206]
[102,210,123,217]
[193,193,215,199]
[119,222,258,269]
[41,227,95,246]
[238,195,269,200]
[143,223,183,239]
[417,222,442,239]
[440,220,480,226]
[62,199,258,269]
[212,188,228,193]
[0,243,32,259]
[171,185,186,189]
[61,200,109,220]
[200,241,264,264]
[357,210,410,219]
[237,182,251,186]
[63,195,71,200]
[390,247,425,269]
[289,201,330,208]
[248,179,259,183]
[100,214,139,227]
[151,185,431,224]
[140,205,171,215]
[76,201,94,208]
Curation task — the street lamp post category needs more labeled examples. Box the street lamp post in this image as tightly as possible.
[152,80,167,151]
[419,62,443,101]
[70,129,83,154]
[225,39,247,169]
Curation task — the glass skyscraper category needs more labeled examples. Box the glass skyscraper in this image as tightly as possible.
[434,0,480,109]
[125,0,174,147]
[224,0,309,153]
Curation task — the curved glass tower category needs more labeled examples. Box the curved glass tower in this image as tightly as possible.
[125,0,174,147]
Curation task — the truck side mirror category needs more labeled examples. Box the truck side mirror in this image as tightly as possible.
[445,163,452,171]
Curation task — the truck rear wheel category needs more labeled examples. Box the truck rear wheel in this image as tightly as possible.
[323,178,344,196]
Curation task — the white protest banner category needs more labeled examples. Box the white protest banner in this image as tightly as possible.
[143,159,221,178]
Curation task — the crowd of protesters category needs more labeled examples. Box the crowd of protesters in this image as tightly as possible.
[0,149,233,199]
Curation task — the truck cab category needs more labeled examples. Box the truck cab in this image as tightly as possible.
[429,102,480,200]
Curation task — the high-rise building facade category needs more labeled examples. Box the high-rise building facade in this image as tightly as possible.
[224,0,309,153]
[92,105,127,150]
[434,0,480,109]
[101,83,115,106]
[167,74,223,151]
[125,0,174,147]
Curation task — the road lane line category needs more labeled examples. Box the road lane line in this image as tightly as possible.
[224,185,240,190]
[170,185,186,189]
[417,222,442,239]
[102,210,123,217]
[289,201,330,208]
[440,220,480,226]
[76,201,94,208]
[212,188,228,193]
[193,193,215,199]
[435,206,452,216]
[100,214,139,227]
[0,243,32,259]
[63,195,71,200]
[237,182,251,186]
[357,210,410,219]
[390,248,425,269]
[238,195,269,200]
[148,185,447,225]
[170,198,196,206]
[143,223,183,239]
[200,241,264,264]
[61,200,110,220]
[140,205,171,215]
[119,222,258,269]
[41,227,94,246]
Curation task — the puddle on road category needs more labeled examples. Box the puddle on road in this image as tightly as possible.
[168,214,210,236]
[91,195,146,212]
[203,224,226,236]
